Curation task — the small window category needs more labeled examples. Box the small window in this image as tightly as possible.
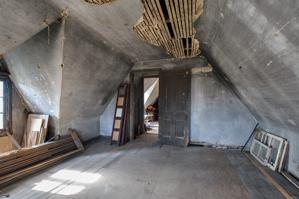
[0,80,4,129]
[0,76,11,135]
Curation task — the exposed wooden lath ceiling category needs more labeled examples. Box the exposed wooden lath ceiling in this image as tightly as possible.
[84,0,116,5]
[134,0,203,59]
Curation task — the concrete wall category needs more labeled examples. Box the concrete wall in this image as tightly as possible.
[4,21,64,136]
[100,68,256,148]
[197,0,299,177]
[100,94,117,137]
[4,16,133,141]
[59,18,132,140]
[191,72,257,147]
[11,85,29,145]
[0,0,60,55]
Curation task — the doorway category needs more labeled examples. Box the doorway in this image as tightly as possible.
[143,77,159,135]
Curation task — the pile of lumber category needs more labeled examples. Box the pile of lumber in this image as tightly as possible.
[0,131,84,188]
[23,114,49,147]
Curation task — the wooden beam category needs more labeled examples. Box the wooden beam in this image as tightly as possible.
[69,129,85,151]
[132,56,208,71]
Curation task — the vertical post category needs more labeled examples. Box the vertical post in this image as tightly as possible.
[129,73,135,141]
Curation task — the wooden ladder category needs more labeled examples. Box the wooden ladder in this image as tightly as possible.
[111,83,130,145]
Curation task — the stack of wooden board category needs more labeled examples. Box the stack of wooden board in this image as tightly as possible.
[23,114,49,147]
[0,131,84,188]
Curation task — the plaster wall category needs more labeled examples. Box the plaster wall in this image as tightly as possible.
[191,72,257,147]
[4,21,64,136]
[59,18,132,140]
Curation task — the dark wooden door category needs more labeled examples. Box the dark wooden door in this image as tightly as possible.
[159,69,191,146]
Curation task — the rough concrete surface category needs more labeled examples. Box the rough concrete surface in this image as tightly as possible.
[11,85,28,144]
[59,18,132,140]
[0,0,60,55]
[197,0,299,178]
[191,72,257,147]
[4,20,64,135]
[100,93,117,137]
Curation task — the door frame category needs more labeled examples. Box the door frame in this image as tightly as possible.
[129,68,191,147]
[129,70,160,141]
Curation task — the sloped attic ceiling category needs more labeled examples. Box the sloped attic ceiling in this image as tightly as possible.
[0,0,60,55]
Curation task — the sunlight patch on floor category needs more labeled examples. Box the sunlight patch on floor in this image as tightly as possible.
[32,169,102,196]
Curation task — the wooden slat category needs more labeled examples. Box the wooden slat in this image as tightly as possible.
[133,0,204,58]
[70,129,85,151]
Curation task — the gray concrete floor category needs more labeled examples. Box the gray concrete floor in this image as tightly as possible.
[2,134,285,199]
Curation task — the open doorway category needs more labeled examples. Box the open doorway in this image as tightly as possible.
[143,77,159,135]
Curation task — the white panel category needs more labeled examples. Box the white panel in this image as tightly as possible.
[116,108,123,117]
[0,114,3,129]
[0,81,3,97]
[0,97,3,113]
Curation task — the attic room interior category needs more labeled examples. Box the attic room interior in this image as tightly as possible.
[0,0,298,198]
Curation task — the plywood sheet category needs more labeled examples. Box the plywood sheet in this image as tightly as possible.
[117,97,124,106]
[114,119,121,129]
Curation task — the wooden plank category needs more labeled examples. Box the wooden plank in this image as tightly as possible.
[174,0,183,38]
[5,131,21,150]
[70,129,85,151]
[165,0,178,38]
[179,0,186,37]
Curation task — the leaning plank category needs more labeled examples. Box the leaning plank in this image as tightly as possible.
[69,129,85,151]
[5,131,21,149]
[0,149,81,187]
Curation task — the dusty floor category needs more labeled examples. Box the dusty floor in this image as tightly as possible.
[2,134,284,199]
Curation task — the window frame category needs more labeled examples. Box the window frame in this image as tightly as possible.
[0,74,11,136]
